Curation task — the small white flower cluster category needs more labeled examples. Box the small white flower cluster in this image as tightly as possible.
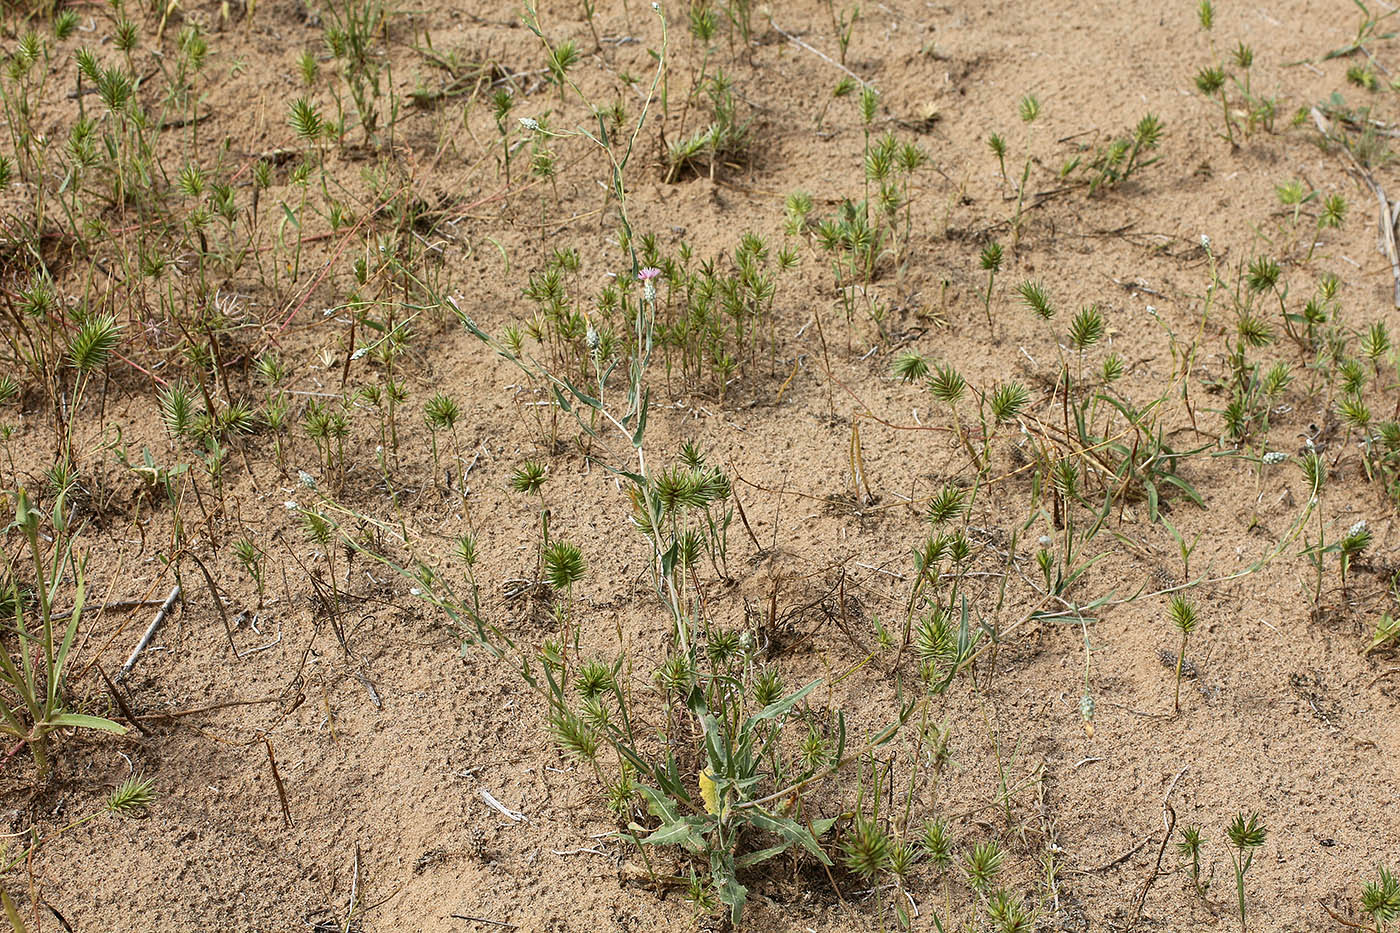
[1199,234,1211,251]
[298,470,317,488]
[518,117,540,132]
[1261,451,1288,465]
[1348,519,1369,538]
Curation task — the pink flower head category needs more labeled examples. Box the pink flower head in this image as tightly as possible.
[637,267,661,281]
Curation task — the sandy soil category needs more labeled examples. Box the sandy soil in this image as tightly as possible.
[1,0,1399,930]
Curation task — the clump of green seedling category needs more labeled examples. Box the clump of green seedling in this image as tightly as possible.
[797,100,928,342]
[1066,302,1105,391]
[630,441,735,582]
[517,233,796,403]
[0,774,153,904]
[1194,2,1280,145]
[0,489,127,779]
[1210,258,1299,449]
[906,510,991,695]
[302,398,352,491]
[320,0,395,144]
[985,93,1043,249]
[1306,193,1347,262]
[841,781,893,919]
[963,837,1004,895]
[1067,113,1165,193]
[927,361,981,468]
[521,577,882,926]
[447,95,924,925]
[668,13,753,181]
[1362,865,1400,931]
[511,460,550,586]
[1324,518,1371,598]
[1178,824,1208,897]
[815,74,857,130]
[1168,595,1198,712]
[424,392,463,493]
[1273,180,1347,261]
[233,538,266,606]
[61,311,123,469]
[892,349,930,384]
[978,380,1030,468]
[812,198,888,340]
[1346,61,1380,90]
[1193,64,1236,146]
[838,750,961,930]
[1311,91,1394,169]
[1009,93,1040,247]
[1323,0,1398,61]
[859,130,929,285]
[541,538,585,653]
[1226,812,1266,932]
[979,240,1003,336]
[823,0,860,66]
[545,38,580,102]
[1371,610,1400,654]
[492,89,516,188]
[1275,178,1313,231]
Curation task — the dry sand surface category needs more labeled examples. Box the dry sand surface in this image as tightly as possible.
[1,0,1399,930]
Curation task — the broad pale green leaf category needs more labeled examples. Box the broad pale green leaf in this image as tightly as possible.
[1161,473,1205,506]
[638,784,679,823]
[556,375,602,410]
[631,388,649,448]
[745,807,832,864]
[47,712,127,734]
[711,850,748,925]
[641,815,711,852]
[733,842,790,869]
